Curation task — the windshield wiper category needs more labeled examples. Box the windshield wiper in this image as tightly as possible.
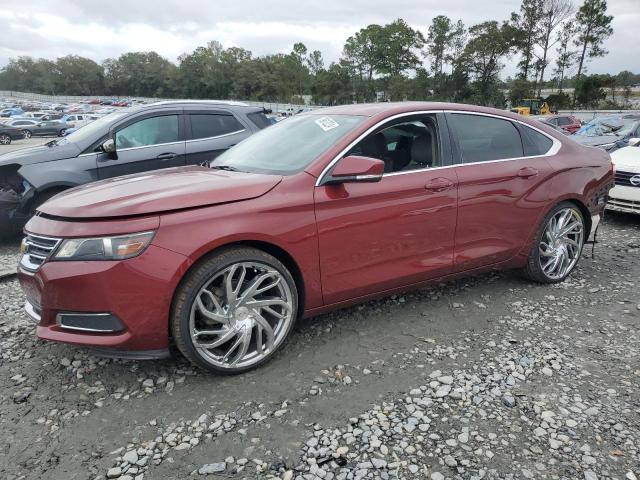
[211,165,241,172]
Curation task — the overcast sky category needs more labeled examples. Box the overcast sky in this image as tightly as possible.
[0,0,638,78]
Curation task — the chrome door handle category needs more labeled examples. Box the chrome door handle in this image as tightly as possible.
[157,153,177,160]
[425,177,455,192]
[517,167,538,178]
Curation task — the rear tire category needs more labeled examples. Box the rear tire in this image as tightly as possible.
[58,129,67,137]
[0,134,11,145]
[171,247,298,374]
[23,130,32,139]
[522,202,585,283]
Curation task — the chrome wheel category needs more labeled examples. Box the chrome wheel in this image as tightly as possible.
[538,207,584,280]
[188,261,294,369]
[0,134,10,145]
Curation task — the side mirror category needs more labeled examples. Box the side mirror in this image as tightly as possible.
[628,138,640,147]
[322,155,385,185]
[101,138,116,154]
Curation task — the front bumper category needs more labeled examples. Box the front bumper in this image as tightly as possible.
[606,185,640,215]
[18,243,191,354]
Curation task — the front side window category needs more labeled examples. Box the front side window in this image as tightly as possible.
[115,115,179,149]
[190,114,244,140]
[212,114,365,175]
[347,115,441,173]
[449,114,523,163]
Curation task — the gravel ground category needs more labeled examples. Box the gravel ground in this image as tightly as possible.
[0,212,639,480]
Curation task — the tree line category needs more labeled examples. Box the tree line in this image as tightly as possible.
[0,0,635,109]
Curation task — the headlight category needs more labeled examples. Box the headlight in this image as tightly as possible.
[53,231,155,261]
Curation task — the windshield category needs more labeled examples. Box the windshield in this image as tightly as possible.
[575,117,639,138]
[212,114,365,174]
[56,110,131,146]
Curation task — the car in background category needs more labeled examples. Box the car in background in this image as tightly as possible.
[3,119,73,138]
[15,102,613,373]
[572,115,640,152]
[533,114,582,134]
[607,139,640,215]
[0,101,273,234]
[1,107,24,117]
[0,125,27,145]
[62,113,96,128]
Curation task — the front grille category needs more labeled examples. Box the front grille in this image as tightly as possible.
[20,233,62,271]
[615,170,640,187]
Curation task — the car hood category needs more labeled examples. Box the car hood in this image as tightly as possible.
[611,146,640,171]
[0,142,81,166]
[38,166,283,219]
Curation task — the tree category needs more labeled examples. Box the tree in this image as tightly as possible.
[463,21,518,104]
[510,0,545,81]
[536,0,575,95]
[105,51,176,97]
[55,55,104,95]
[509,78,535,105]
[376,19,426,77]
[574,74,606,107]
[306,50,324,76]
[553,20,578,91]
[427,16,453,92]
[574,0,613,80]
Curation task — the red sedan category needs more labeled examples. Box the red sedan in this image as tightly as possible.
[18,103,613,374]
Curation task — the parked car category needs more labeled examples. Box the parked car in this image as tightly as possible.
[572,115,640,152]
[0,125,27,145]
[607,139,640,214]
[61,113,96,128]
[0,107,24,117]
[533,114,582,134]
[0,101,273,234]
[16,102,613,373]
[3,119,72,138]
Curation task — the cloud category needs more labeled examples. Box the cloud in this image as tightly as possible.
[0,0,637,78]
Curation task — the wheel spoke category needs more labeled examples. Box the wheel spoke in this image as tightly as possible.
[188,260,294,369]
[195,328,237,349]
[237,272,281,306]
[245,298,291,311]
[195,295,228,324]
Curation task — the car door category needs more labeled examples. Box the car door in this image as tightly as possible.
[446,112,556,272]
[98,112,186,179]
[314,113,458,305]
[184,110,251,166]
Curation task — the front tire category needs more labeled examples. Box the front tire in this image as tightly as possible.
[23,130,32,139]
[58,129,67,137]
[171,247,298,374]
[0,134,11,145]
[523,202,585,283]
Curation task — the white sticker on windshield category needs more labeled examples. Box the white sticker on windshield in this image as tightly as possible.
[315,116,339,132]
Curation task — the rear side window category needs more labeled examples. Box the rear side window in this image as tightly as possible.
[449,114,523,163]
[246,111,273,129]
[557,117,571,126]
[190,114,244,140]
[520,125,554,156]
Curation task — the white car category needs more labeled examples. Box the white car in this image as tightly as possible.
[608,139,640,214]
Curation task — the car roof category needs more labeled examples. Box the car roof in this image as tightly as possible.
[308,102,538,123]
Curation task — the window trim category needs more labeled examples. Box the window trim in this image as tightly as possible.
[185,128,246,144]
[315,110,561,187]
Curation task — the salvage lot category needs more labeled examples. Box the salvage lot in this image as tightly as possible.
[0,213,638,480]
[0,136,57,153]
